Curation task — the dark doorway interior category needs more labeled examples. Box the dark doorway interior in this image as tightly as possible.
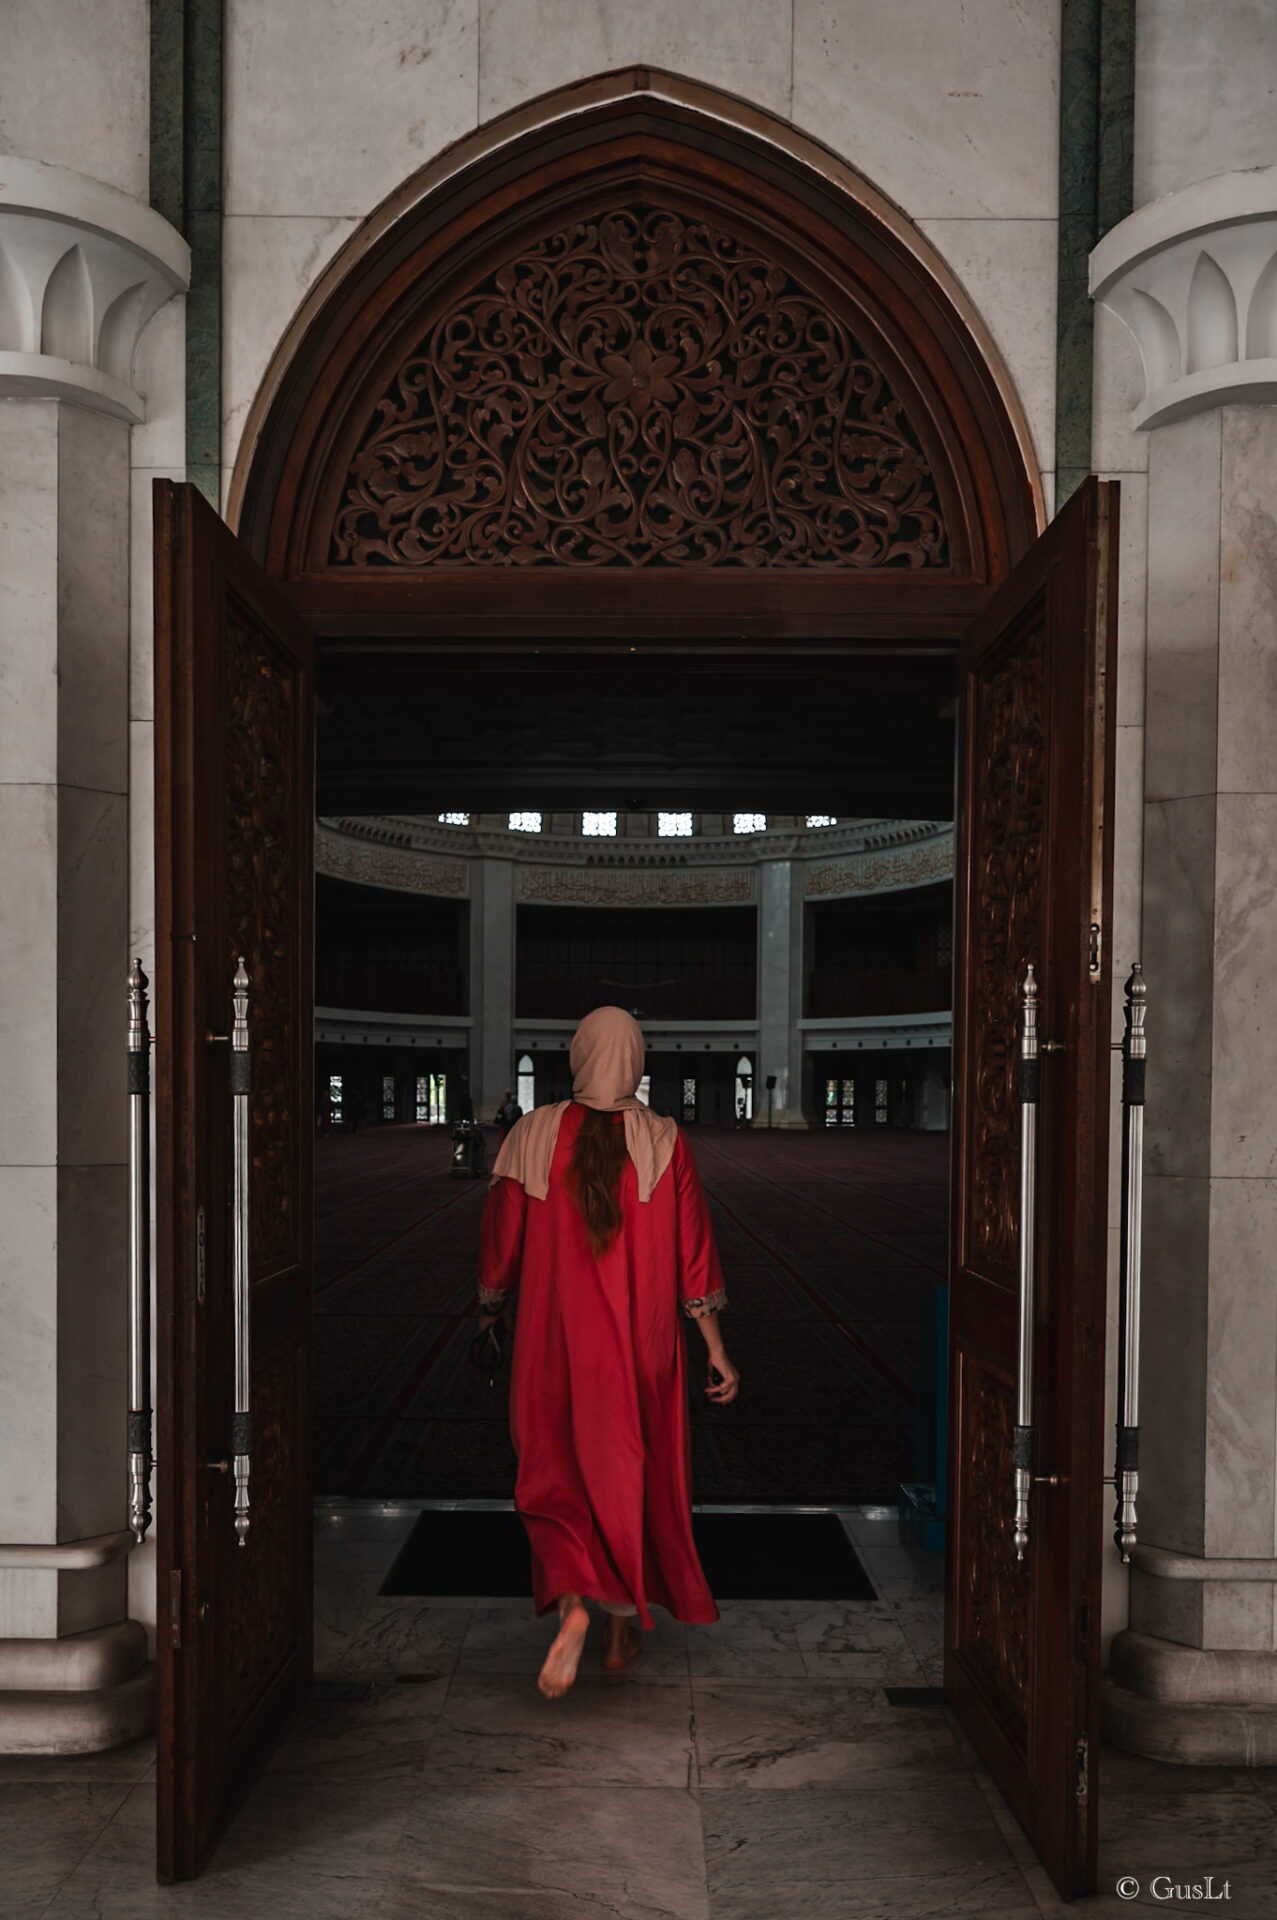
[311,653,956,1509]
[312,1121,948,1505]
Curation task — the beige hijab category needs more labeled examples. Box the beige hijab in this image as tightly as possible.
[491,1005,678,1202]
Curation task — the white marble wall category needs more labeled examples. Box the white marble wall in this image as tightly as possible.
[1090,2,1277,1684]
[0,402,132,1646]
[0,0,163,1699]
[1125,404,1277,1656]
[0,0,150,200]
[221,0,1062,503]
[123,293,188,1660]
[1134,0,1277,206]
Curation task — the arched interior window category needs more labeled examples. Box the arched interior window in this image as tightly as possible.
[517,1053,535,1113]
[735,1054,753,1122]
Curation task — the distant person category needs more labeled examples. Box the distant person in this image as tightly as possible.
[496,1089,523,1137]
[344,1083,366,1135]
[476,1006,739,1699]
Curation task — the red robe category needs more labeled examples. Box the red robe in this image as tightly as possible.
[478,1103,725,1628]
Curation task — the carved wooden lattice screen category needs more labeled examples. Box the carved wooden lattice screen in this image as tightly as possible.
[331,207,950,571]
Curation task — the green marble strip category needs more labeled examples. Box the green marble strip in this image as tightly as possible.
[1055,0,1135,508]
[149,0,222,508]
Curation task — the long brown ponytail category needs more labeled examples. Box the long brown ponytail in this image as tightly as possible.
[568,1107,629,1254]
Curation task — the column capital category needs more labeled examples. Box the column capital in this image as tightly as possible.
[0,155,189,423]
[1091,164,1277,430]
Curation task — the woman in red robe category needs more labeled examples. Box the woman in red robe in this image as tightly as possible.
[477,1005,739,1697]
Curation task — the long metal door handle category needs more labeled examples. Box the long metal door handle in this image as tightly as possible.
[230,958,252,1545]
[127,960,153,1544]
[1114,964,1147,1561]
[1013,964,1040,1562]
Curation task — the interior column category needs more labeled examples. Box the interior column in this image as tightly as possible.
[475,856,515,1123]
[757,858,807,1128]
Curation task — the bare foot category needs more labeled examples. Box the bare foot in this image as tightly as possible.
[538,1603,590,1699]
[602,1618,644,1673]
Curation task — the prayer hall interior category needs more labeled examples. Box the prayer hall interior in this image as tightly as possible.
[6,1,1277,1914]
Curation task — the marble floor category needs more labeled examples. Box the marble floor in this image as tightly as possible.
[6,1505,1277,1917]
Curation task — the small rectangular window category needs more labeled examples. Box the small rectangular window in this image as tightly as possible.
[508,811,542,833]
[415,1074,429,1124]
[582,811,617,837]
[437,812,470,826]
[806,815,837,829]
[733,812,766,834]
[657,812,693,837]
[681,1076,697,1123]
[382,1073,395,1122]
[875,1078,889,1125]
[329,1073,343,1124]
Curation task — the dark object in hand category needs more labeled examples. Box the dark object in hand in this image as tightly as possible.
[469,1319,507,1382]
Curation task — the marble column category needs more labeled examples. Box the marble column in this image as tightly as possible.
[0,157,187,1750]
[473,858,516,1122]
[756,860,807,1128]
[1092,169,1277,1761]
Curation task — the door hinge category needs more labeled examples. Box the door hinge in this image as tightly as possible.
[168,1568,183,1649]
[1076,1735,1089,1802]
[1088,921,1102,978]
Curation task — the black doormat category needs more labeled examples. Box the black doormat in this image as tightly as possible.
[379,1508,875,1602]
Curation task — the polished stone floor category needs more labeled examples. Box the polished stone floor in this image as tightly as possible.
[7,1505,1277,1917]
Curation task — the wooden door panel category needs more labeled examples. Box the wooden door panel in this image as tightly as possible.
[946,478,1118,1899]
[154,481,315,1882]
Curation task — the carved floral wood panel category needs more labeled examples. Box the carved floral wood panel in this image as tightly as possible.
[332,207,948,570]
[225,595,300,1274]
[964,619,1046,1278]
[957,1347,1030,1738]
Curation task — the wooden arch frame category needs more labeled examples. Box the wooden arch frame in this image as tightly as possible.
[231,69,1042,645]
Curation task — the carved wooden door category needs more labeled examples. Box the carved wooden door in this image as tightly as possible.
[153,481,314,1881]
[946,478,1118,1898]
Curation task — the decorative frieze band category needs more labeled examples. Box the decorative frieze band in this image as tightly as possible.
[315,826,468,897]
[805,832,954,898]
[316,818,953,903]
[0,155,189,422]
[1091,164,1277,430]
[518,867,756,907]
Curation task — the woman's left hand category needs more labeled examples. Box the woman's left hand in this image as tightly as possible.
[705,1353,740,1404]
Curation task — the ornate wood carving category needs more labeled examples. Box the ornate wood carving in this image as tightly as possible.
[965,622,1046,1277]
[332,206,949,571]
[957,1349,1030,1738]
[225,595,301,1273]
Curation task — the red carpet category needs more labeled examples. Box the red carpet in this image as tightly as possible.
[313,1125,949,1503]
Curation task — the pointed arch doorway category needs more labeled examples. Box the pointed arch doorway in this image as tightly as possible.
[153,71,1116,1897]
